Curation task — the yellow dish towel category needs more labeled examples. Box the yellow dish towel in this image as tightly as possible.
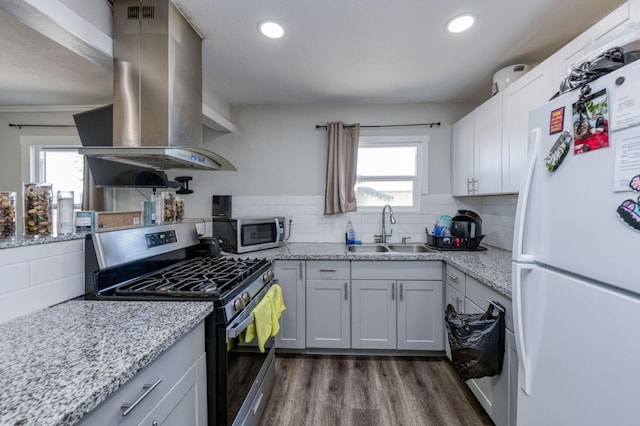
[267,284,286,337]
[243,284,287,352]
[244,294,273,352]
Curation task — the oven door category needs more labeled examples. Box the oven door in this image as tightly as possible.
[227,335,274,426]
[219,282,277,426]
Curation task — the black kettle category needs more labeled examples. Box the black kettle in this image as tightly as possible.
[450,210,483,238]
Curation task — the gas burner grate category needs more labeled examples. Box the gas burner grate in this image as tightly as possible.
[114,257,268,297]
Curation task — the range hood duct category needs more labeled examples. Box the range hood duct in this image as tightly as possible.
[78,0,236,172]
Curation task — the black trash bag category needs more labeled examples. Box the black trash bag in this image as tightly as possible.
[445,302,505,381]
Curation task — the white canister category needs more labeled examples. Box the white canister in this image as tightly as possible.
[57,191,74,235]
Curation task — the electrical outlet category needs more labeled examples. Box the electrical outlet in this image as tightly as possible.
[287,214,295,224]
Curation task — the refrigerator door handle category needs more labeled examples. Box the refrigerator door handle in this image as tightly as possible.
[514,263,534,395]
[513,127,539,262]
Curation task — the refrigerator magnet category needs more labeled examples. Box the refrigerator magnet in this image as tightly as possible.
[544,131,572,172]
[616,197,640,231]
[549,107,565,134]
[616,173,640,231]
[572,88,610,155]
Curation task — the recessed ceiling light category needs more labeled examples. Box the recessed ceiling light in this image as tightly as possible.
[446,14,476,33]
[258,20,285,39]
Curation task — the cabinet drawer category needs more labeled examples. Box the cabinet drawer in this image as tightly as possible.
[465,276,513,332]
[306,261,350,280]
[445,264,466,293]
[351,261,442,280]
[80,322,205,425]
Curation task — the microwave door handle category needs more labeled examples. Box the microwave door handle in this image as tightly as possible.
[226,314,254,342]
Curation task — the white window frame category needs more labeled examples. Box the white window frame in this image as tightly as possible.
[20,136,84,208]
[356,135,428,212]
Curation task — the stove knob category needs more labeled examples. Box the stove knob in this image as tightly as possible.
[241,292,251,304]
[262,272,270,284]
[233,298,245,310]
[269,271,275,281]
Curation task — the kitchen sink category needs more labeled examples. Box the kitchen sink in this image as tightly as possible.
[347,244,390,253]
[387,244,433,253]
[347,244,434,253]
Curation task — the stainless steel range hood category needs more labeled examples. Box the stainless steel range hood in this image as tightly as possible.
[78,0,236,172]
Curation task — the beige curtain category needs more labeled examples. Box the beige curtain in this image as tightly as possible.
[324,121,360,215]
[82,158,105,211]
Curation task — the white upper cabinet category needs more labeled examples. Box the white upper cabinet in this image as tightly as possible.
[451,111,476,196]
[474,92,504,195]
[502,57,554,193]
[452,93,503,196]
[552,3,632,91]
[452,1,636,196]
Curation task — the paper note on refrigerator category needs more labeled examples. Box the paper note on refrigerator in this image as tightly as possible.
[610,74,640,131]
[613,126,640,191]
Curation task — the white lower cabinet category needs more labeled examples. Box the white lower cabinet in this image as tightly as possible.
[274,260,306,349]
[444,270,518,426]
[305,261,351,349]
[351,261,443,351]
[80,322,207,425]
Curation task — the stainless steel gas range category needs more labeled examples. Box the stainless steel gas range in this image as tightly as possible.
[84,223,277,426]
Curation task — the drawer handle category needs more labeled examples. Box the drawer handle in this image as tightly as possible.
[319,269,337,272]
[391,282,395,301]
[399,282,403,301]
[121,378,162,417]
[252,392,264,415]
[446,273,458,282]
[344,282,348,300]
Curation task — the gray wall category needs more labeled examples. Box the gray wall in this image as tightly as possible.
[158,102,470,217]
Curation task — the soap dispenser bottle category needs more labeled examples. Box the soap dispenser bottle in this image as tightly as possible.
[346,220,356,245]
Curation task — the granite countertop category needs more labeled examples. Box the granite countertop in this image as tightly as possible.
[241,242,512,298]
[0,233,85,249]
[0,300,213,426]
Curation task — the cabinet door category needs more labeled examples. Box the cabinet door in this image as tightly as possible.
[463,298,494,417]
[474,92,503,195]
[444,284,464,361]
[397,280,443,351]
[502,58,554,193]
[140,353,207,426]
[273,261,305,349]
[491,330,518,426]
[451,111,475,196]
[306,279,350,348]
[351,280,396,350]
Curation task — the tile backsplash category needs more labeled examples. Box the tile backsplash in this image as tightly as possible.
[227,193,517,250]
[0,239,85,323]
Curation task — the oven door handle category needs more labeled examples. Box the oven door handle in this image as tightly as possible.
[227,314,254,342]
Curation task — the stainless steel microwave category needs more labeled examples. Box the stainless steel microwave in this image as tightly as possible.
[212,216,286,253]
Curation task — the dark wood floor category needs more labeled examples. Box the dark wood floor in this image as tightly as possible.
[260,354,493,426]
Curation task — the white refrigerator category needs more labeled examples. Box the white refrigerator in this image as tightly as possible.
[513,59,640,425]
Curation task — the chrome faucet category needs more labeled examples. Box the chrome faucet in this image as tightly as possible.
[381,204,396,243]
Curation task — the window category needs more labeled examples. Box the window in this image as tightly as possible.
[34,148,84,207]
[355,135,427,210]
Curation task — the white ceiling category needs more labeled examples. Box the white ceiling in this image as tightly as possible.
[0,0,628,107]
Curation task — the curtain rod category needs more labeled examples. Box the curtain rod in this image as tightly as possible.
[9,123,76,129]
[315,122,441,129]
